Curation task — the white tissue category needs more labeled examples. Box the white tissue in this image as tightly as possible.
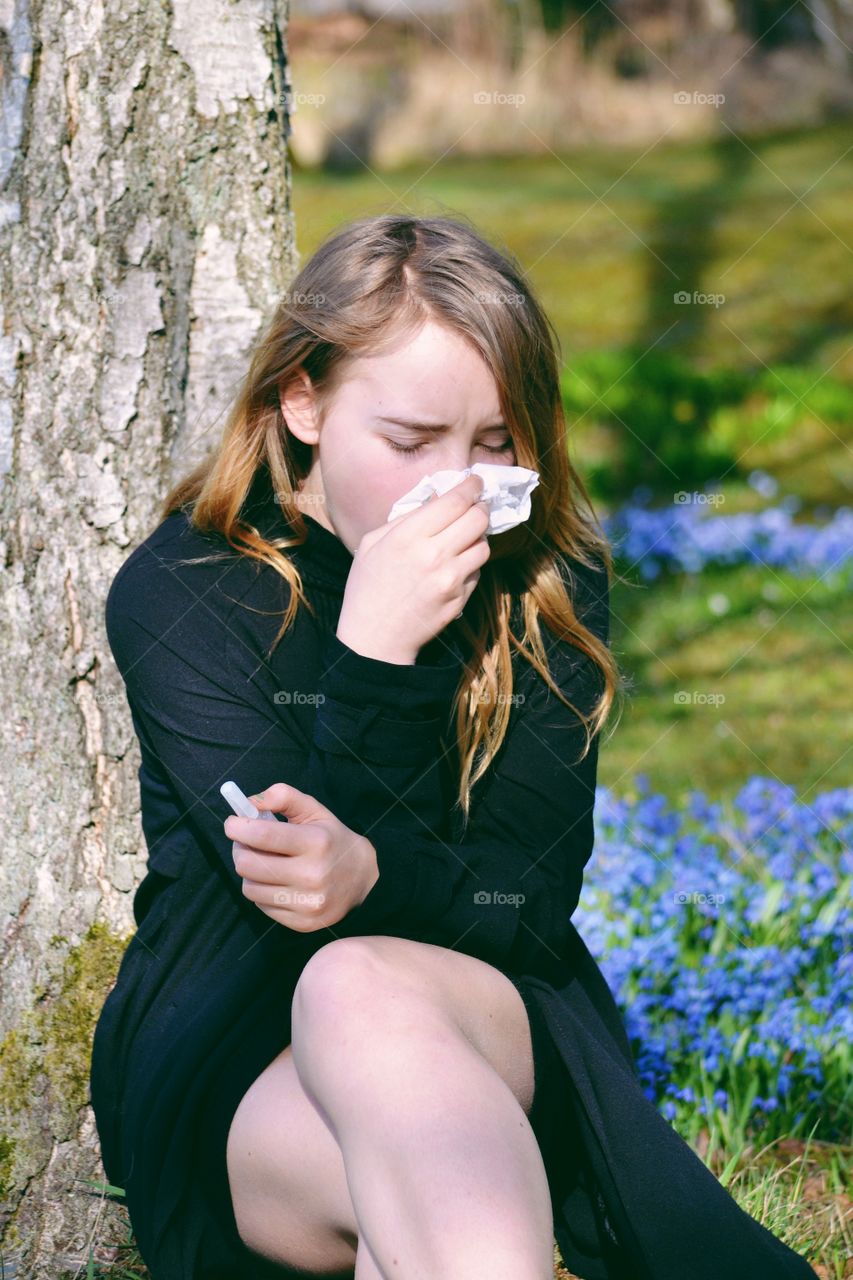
[386,463,540,535]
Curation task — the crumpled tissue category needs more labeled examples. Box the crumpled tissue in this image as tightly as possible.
[386,462,540,536]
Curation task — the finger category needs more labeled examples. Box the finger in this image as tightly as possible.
[386,472,486,541]
[432,499,492,559]
[224,814,298,852]
[248,781,330,824]
[232,843,297,881]
[243,880,328,915]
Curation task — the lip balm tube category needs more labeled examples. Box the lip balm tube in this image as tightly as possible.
[220,780,278,822]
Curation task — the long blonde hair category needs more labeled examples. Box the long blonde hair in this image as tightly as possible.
[162,213,624,830]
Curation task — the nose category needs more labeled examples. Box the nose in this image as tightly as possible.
[435,451,476,474]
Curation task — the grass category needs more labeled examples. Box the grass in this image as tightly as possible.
[600,559,852,799]
[292,121,853,375]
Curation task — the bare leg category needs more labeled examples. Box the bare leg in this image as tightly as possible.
[227,1042,362,1274]
[291,940,554,1280]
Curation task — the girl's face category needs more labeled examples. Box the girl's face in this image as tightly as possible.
[280,320,517,552]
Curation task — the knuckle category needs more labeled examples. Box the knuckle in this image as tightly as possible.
[305,825,331,858]
[303,866,325,895]
[437,568,457,595]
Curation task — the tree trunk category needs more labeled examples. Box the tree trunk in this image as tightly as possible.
[0,0,296,1273]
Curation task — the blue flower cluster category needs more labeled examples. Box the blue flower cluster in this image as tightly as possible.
[575,775,852,1143]
[603,476,853,581]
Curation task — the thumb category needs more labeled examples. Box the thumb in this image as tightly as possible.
[248,782,330,824]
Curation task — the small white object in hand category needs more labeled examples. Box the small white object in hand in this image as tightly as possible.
[386,462,540,536]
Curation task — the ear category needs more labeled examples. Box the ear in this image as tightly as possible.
[279,367,321,446]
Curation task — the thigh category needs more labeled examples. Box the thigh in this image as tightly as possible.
[294,936,536,1120]
[226,1042,360,1272]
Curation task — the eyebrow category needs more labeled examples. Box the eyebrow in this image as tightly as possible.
[375,415,509,433]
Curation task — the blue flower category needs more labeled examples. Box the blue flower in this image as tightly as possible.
[602,497,853,580]
[576,774,850,1145]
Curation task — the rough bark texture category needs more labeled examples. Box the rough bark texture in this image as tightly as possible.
[0,0,296,1272]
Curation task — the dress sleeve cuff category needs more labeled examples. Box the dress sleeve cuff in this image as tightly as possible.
[340,833,420,931]
[319,631,463,711]
[312,632,464,766]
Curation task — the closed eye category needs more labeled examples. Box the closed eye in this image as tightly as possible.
[387,439,514,456]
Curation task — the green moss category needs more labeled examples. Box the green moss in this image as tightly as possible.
[0,920,132,1201]
[42,921,132,1119]
[0,1132,16,1201]
[0,1027,40,1118]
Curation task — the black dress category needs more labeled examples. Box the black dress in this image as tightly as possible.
[89,465,820,1280]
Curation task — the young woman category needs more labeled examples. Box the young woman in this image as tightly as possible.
[89,214,820,1280]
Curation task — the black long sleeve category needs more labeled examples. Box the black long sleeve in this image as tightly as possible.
[106,511,609,978]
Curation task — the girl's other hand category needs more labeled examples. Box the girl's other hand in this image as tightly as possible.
[336,472,491,664]
[224,783,379,932]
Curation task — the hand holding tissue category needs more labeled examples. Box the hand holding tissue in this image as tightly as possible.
[386,462,540,535]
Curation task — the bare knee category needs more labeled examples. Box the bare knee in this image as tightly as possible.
[292,938,390,1021]
[292,938,535,1122]
[291,938,453,1062]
